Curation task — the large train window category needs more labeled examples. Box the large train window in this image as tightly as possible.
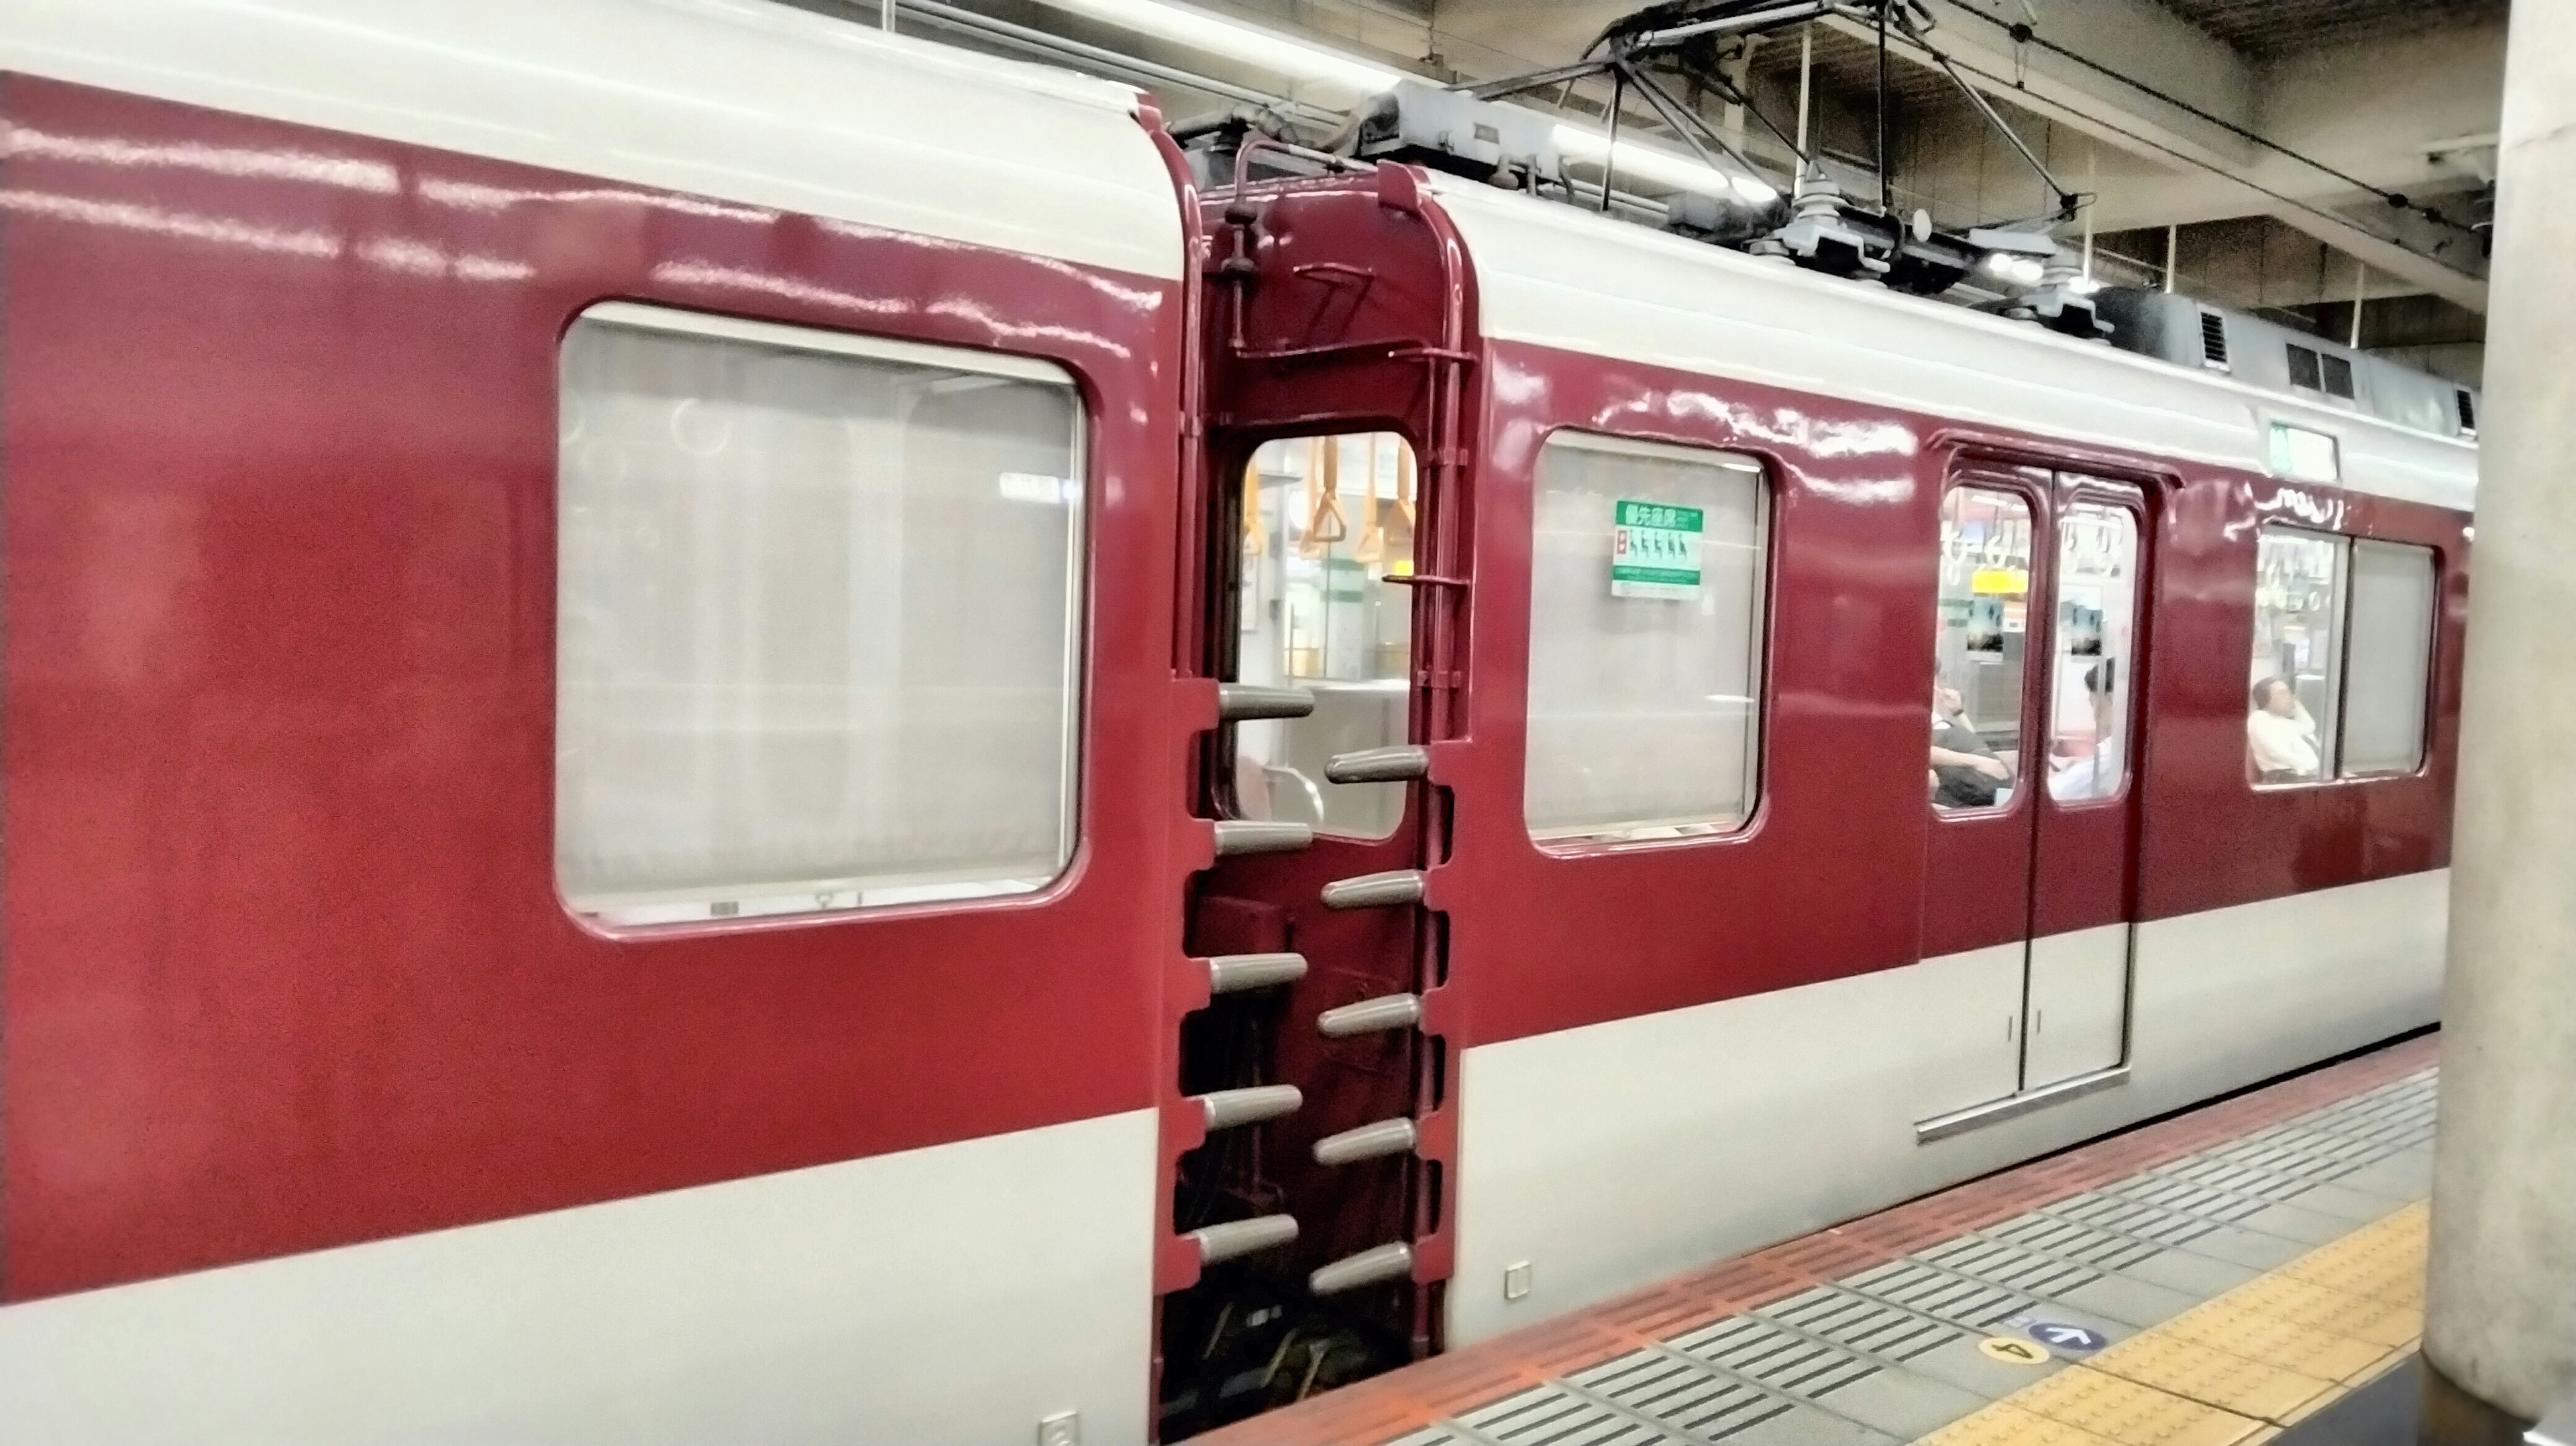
[1523,433,1768,845]
[2249,526,2435,784]
[1229,433,1417,839]
[2340,541,2436,775]
[1931,488,2034,813]
[554,302,1085,926]
[2249,526,2345,782]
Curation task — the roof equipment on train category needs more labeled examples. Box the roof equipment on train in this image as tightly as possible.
[1181,0,2476,443]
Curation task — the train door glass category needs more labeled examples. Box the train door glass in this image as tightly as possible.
[1931,488,2033,814]
[2021,493,2144,1089]
[1230,434,1416,838]
[2041,505,2139,805]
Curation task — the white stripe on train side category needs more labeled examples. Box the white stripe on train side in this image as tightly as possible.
[0,1108,1160,1446]
[1450,869,2447,1342]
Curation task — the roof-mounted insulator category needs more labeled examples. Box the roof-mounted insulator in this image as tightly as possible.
[1978,241,2112,341]
[1750,172,1888,279]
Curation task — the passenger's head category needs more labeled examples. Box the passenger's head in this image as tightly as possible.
[2084,663,2116,724]
[2251,677,2295,716]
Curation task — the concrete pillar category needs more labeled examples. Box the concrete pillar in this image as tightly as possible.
[2420,3,2576,1441]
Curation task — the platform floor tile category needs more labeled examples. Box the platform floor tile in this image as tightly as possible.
[1189,1042,2440,1446]
[1931,1203,2429,1445]
[1960,1366,2272,1446]
[2081,1335,2341,1422]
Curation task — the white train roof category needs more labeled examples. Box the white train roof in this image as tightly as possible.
[1428,175,2477,513]
[0,0,1185,280]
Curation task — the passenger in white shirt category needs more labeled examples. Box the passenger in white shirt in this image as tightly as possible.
[2049,663,2124,802]
[2247,676,2322,782]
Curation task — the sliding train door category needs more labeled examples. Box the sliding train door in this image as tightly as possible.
[2022,477,2149,1089]
[1926,468,2149,1105]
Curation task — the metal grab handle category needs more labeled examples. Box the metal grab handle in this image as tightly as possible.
[1313,1117,1419,1166]
[1214,820,1313,857]
[1309,1241,1413,1296]
[1326,745,1430,785]
[1190,1215,1299,1266]
[1217,683,1316,722]
[1318,993,1421,1038]
[1320,870,1425,909]
[1197,1084,1303,1131]
[1208,953,1307,995]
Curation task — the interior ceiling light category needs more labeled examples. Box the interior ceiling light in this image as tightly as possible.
[1030,0,1408,95]
[1553,125,1779,205]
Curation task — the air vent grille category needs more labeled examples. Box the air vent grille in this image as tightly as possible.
[2198,309,2229,369]
[2457,388,2477,436]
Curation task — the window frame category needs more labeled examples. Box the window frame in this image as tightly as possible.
[1520,427,1776,852]
[2337,537,2440,780]
[553,299,1093,928]
[2249,522,2351,787]
[2041,493,2146,813]
[1210,425,1428,842]
[1930,480,2043,822]
[2245,522,2440,791]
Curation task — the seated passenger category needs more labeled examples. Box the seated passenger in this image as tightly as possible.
[2247,676,2321,783]
[1930,679,2010,809]
[2049,663,2123,802]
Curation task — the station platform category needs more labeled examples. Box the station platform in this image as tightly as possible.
[1206,1033,2440,1446]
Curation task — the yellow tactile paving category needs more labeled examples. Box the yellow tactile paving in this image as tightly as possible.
[1988,1368,2272,1446]
[1918,1203,2426,1445]
[1918,1402,2127,1446]
[2276,1203,2429,1308]
[2082,1335,2340,1423]
[2157,1308,2392,1384]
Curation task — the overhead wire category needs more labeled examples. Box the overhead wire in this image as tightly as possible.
[1869,17,2479,268]
[1943,2,2480,238]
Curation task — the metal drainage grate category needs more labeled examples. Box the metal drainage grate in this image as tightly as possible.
[1569,1348,1795,1439]
[1918,1234,2108,1298]
[2046,1191,2226,1248]
[2104,1172,2278,1222]
[1983,1210,2169,1272]
[1667,1315,1880,1398]
[1754,1286,1964,1362]
[2157,1154,2337,1202]
[1837,1258,2035,1331]
[1456,1382,1682,1445]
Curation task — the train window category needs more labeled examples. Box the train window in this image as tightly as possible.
[2338,541,2436,777]
[2044,504,2140,803]
[2248,526,2346,784]
[1523,433,1768,845]
[554,302,1084,926]
[1230,433,1416,839]
[1931,488,2034,814]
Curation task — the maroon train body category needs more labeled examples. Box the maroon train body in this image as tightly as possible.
[0,5,2471,1443]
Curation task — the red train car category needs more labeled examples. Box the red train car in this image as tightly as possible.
[0,3,2472,1442]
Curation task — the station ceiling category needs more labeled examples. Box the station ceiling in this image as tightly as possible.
[2153,0,2509,58]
